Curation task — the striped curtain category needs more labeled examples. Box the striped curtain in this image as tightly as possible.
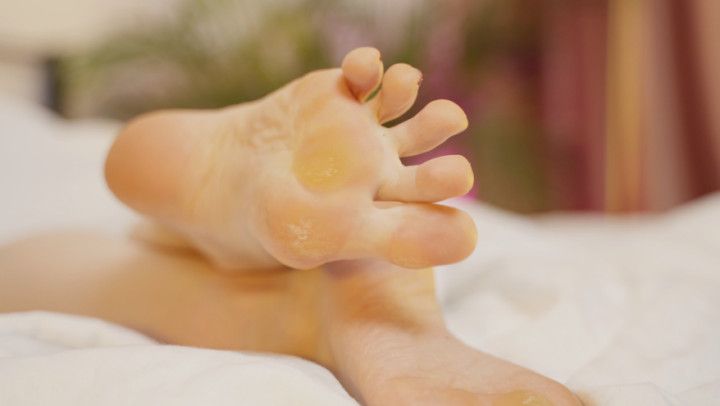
[541,0,720,212]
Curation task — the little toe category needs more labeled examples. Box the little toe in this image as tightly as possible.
[373,63,422,124]
[388,99,468,157]
[377,155,474,203]
[362,203,477,268]
[341,47,384,102]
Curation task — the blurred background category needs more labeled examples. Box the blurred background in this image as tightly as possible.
[1,0,718,213]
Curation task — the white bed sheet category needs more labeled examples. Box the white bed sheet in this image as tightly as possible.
[1,95,718,405]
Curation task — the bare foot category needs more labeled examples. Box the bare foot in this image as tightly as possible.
[1,234,581,405]
[320,260,582,406]
[106,47,476,271]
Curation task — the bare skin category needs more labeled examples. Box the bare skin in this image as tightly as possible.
[0,232,580,405]
[0,47,582,404]
[105,47,477,271]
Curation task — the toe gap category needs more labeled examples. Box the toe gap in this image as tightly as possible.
[364,84,382,102]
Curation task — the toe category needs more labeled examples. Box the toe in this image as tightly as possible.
[362,203,477,268]
[341,47,384,102]
[377,155,474,203]
[388,99,468,157]
[373,63,422,124]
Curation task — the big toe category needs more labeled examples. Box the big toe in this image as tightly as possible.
[362,203,477,268]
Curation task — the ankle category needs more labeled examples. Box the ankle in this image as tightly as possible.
[321,260,446,327]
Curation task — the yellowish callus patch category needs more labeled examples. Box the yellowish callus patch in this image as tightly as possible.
[283,217,335,259]
[292,133,357,192]
[262,200,353,267]
[493,391,553,406]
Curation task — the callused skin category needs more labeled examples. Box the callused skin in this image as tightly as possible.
[105,47,476,272]
[0,234,581,406]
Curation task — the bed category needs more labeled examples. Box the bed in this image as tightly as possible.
[1,95,718,405]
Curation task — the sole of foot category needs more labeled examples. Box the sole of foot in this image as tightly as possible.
[107,47,477,271]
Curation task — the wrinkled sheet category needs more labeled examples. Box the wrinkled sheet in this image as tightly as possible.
[1,96,718,405]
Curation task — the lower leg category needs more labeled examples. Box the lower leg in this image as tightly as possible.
[0,231,323,358]
[0,233,580,405]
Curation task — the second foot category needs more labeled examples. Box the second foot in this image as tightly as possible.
[341,332,580,406]
[320,260,582,406]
